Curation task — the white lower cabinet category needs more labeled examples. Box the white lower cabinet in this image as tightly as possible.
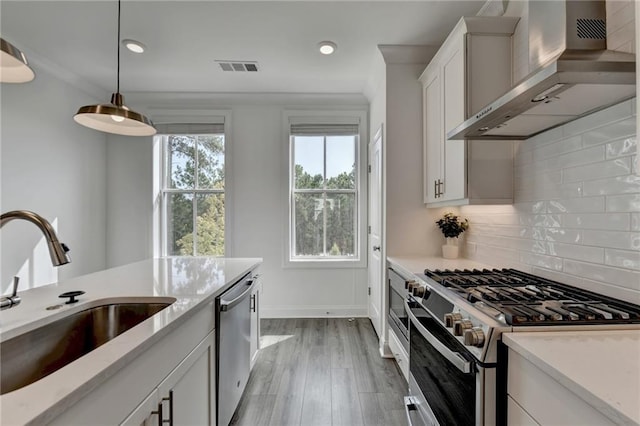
[507,348,614,425]
[122,332,215,425]
[157,330,216,425]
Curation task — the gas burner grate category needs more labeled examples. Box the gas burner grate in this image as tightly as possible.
[424,268,640,326]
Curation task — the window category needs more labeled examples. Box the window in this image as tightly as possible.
[157,123,225,256]
[288,117,363,262]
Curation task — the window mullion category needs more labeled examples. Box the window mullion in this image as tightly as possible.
[192,193,197,255]
[322,136,328,256]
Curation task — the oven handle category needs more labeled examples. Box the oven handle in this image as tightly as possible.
[404,396,427,426]
[405,299,472,374]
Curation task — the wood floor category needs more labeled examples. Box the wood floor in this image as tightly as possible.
[230,318,409,426]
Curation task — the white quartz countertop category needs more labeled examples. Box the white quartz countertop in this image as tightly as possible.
[387,255,493,278]
[504,331,640,425]
[0,256,262,425]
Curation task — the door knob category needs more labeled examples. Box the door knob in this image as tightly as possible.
[373,246,381,251]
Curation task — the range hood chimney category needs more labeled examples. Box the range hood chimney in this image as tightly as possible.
[448,0,635,141]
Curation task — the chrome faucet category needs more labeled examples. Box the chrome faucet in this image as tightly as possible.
[0,210,71,310]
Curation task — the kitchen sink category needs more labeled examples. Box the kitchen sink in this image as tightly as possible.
[0,299,175,395]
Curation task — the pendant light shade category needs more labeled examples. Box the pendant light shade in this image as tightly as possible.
[0,37,35,83]
[74,0,155,136]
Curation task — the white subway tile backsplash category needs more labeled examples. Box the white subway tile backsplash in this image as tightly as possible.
[463,99,638,303]
[605,248,640,271]
[515,169,562,186]
[582,230,640,250]
[527,127,564,149]
[521,253,563,271]
[543,227,583,244]
[519,214,562,228]
[582,118,636,147]
[606,136,637,159]
[579,278,640,305]
[532,135,582,161]
[536,146,605,172]
[544,242,604,264]
[563,259,640,291]
[546,197,605,214]
[562,158,631,183]
[562,100,633,136]
[583,175,640,196]
[606,194,640,212]
[563,213,630,231]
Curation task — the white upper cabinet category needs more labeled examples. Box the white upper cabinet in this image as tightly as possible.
[420,16,519,207]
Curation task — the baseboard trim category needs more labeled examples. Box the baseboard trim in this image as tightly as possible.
[262,305,368,318]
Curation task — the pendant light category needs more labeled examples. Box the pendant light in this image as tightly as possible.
[0,37,35,83]
[74,0,156,136]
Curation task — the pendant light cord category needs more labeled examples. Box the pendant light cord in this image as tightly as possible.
[116,0,121,94]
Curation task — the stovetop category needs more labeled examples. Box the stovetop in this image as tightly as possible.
[424,268,640,326]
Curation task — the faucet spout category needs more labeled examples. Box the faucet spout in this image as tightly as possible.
[0,210,71,266]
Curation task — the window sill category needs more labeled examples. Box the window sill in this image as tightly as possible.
[284,258,367,269]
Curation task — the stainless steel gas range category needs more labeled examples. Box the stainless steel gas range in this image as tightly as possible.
[403,268,640,426]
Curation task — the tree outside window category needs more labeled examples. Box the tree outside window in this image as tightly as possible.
[163,134,225,256]
[291,134,358,259]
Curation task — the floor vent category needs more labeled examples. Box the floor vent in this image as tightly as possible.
[216,61,259,72]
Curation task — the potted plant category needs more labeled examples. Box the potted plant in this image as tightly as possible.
[435,212,469,259]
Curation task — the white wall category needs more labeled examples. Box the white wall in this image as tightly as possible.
[105,135,154,267]
[106,93,370,318]
[1,64,107,293]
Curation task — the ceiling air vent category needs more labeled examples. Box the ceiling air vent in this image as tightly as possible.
[216,61,259,72]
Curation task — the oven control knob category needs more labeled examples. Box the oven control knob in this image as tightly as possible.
[444,312,462,328]
[412,285,428,298]
[463,328,486,347]
[453,319,473,336]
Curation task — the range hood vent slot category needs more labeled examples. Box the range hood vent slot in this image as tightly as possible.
[448,0,635,141]
[576,18,605,39]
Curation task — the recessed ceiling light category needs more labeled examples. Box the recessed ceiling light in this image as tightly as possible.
[122,39,145,54]
[318,41,337,55]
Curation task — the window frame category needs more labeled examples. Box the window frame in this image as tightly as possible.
[283,110,368,269]
[152,111,232,258]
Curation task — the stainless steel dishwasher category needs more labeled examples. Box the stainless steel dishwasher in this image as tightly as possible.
[216,272,256,426]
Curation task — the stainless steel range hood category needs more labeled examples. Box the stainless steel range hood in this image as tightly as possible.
[448,0,636,141]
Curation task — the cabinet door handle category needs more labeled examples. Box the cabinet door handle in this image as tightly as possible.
[163,391,174,426]
[250,294,256,313]
[151,402,163,426]
[434,180,439,198]
[437,179,444,197]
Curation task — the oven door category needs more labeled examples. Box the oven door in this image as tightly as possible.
[405,297,478,426]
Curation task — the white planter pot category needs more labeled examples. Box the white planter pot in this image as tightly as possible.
[442,238,459,259]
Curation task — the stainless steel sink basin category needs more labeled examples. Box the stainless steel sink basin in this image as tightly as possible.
[1,299,175,395]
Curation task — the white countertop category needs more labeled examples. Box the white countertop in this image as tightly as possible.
[504,330,640,425]
[0,256,261,425]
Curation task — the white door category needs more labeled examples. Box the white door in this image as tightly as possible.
[368,125,384,339]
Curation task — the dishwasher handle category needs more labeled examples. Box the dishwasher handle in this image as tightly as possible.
[220,279,257,311]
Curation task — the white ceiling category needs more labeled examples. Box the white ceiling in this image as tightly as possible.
[1,1,484,95]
